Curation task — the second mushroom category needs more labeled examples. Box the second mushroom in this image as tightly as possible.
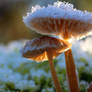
[22,36,71,92]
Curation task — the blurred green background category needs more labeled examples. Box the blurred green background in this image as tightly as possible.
[0,0,92,43]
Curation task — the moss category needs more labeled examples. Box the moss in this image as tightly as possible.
[80,71,92,83]
[14,63,31,75]
[78,57,88,66]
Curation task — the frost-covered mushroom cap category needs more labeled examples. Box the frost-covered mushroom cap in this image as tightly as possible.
[22,36,71,62]
[23,1,92,40]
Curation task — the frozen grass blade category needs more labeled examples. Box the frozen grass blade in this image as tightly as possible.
[64,48,80,92]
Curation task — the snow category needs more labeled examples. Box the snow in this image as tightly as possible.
[15,80,35,90]
[30,68,50,78]
[0,37,92,90]
[72,37,92,67]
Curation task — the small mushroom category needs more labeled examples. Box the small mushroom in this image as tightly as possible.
[22,36,71,62]
[23,1,92,92]
[22,36,71,92]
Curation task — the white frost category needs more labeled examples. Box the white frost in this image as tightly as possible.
[0,38,92,90]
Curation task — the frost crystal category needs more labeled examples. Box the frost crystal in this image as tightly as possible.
[54,1,74,10]
[31,5,42,13]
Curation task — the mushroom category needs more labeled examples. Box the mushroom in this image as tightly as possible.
[23,1,92,92]
[22,36,71,92]
[23,2,92,41]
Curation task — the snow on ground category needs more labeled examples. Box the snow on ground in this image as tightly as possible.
[0,37,92,91]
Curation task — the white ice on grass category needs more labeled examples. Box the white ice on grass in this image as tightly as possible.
[71,37,92,67]
[15,80,35,90]
[23,1,92,29]
[80,37,92,54]
[0,41,36,90]
[80,80,89,88]
[0,41,30,68]
[0,37,92,90]
[30,68,50,78]
[0,66,22,83]
[41,88,54,92]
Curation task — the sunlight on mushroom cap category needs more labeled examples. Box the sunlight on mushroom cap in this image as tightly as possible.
[23,1,92,40]
[22,36,71,62]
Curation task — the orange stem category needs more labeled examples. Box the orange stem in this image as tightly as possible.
[47,50,62,92]
[64,48,80,92]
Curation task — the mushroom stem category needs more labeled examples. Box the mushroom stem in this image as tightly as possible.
[64,48,80,92]
[47,50,62,92]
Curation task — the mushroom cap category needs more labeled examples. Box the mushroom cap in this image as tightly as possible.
[23,1,92,40]
[22,36,71,62]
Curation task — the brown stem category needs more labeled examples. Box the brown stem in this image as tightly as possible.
[64,48,80,92]
[47,50,62,92]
